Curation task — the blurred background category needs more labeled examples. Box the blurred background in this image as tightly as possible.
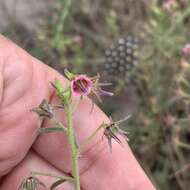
[1,0,190,189]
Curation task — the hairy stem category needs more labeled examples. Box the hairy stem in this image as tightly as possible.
[66,101,80,190]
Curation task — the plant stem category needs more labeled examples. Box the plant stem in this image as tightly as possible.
[66,101,81,190]
[51,117,68,134]
[53,0,72,46]
[176,140,190,150]
[162,6,190,40]
[32,171,74,182]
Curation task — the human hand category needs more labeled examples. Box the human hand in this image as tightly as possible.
[0,35,155,190]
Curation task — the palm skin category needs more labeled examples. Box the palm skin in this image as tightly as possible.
[0,35,155,190]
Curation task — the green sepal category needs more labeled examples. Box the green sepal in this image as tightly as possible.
[32,99,53,119]
[50,179,67,190]
[38,127,66,134]
[64,69,76,80]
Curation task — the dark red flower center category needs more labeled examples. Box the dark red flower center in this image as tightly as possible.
[73,78,90,94]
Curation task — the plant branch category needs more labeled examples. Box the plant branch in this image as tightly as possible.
[65,101,81,190]
[32,171,74,182]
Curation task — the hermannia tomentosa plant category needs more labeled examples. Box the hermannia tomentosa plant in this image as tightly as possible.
[19,69,129,190]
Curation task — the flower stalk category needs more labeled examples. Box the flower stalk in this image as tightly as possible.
[65,99,81,190]
[53,79,81,190]
[32,171,74,182]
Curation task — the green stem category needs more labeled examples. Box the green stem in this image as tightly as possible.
[176,140,190,150]
[32,171,74,182]
[162,6,190,40]
[51,117,68,134]
[66,102,80,190]
[53,0,72,46]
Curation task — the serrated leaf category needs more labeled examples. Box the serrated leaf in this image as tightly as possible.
[50,179,67,190]
[38,127,66,134]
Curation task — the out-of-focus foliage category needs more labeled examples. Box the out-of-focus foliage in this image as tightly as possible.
[128,1,190,190]
[3,0,190,189]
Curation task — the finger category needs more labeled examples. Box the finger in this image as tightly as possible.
[0,35,54,177]
[0,63,3,103]
[0,151,75,190]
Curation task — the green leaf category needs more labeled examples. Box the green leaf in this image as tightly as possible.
[38,127,66,134]
[50,179,67,190]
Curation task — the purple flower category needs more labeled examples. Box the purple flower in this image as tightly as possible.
[90,74,114,102]
[69,71,113,100]
[71,75,93,97]
[163,0,177,10]
[182,44,190,55]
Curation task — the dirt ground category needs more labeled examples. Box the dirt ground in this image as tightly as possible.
[0,0,51,32]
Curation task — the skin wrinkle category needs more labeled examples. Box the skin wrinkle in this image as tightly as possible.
[79,138,108,175]
[0,112,38,178]
[31,149,73,186]
[2,61,32,109]
[32,148,72,178]
[81,140,155,190]
[79,133,133,177]
[0,51,23,104]
[81,144,130,190]
[0,60,5,107]
[0,71,37,132]
[0,57,30,176]
[0,102,32,132]
[0,121,28,160]
[0,151,75,190]
[0,53,46,177]
[0,70,3,107]
[0,112,34,177]
[1,105,41,176]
